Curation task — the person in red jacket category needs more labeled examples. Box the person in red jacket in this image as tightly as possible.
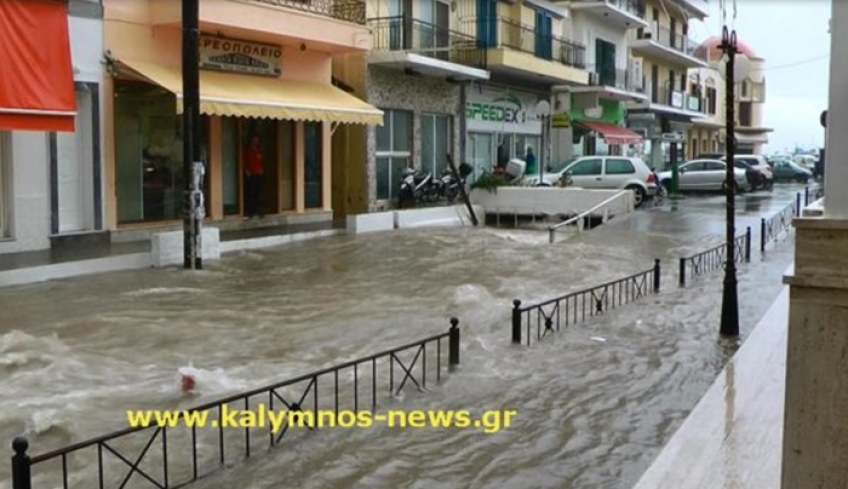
[243,135,264,217]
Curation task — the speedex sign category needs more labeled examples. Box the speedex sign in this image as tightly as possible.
[466,86,544,134]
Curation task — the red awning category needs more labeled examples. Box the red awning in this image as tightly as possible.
[0,0,76,132]
[576,121,642,146]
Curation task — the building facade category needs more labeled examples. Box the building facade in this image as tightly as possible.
[0,0,104,255]
[624,0,710,170]
[102,0,381,234]
[550,0,650,158]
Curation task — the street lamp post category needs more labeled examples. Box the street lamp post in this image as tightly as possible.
[719,26,739,337]
[182,0,202,269]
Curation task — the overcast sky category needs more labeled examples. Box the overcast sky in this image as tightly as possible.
[687,0,832,154]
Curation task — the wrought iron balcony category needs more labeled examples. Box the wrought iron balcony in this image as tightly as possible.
[369,16,487,69]
[250,0,366,25]
[651,86,702,112]
[635,23,708,62]
[473,17,587,69]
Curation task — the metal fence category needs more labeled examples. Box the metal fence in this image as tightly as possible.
[252,0,366,24]
[11,320,461,489]
[678,229,751,287]
[511,260,661,346]
[369,16,487,69]
[760,202,796,253]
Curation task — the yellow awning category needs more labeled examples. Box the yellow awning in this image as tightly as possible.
[118,59,383,126]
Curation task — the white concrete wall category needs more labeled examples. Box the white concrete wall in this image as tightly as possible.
[0,132,51,254]
[469,187,631,216]
[151,228,221,268]
[571,11,629,70]
[824,0,848,218]
[394,205,483,229]
[69,15,104,83]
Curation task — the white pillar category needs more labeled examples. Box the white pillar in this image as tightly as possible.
[824,0,848,217]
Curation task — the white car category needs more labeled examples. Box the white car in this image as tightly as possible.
[657,159,751,192]
[793,154,817,170]
[523,156,658,207]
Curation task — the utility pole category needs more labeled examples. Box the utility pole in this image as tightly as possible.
[182,0,203,269]
[719,25,739,337]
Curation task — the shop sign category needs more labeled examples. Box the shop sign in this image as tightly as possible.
[670,91,684,108]
[551,112,571,128]
[686,95,701,112]
[466,86,544,134]
[199,35,282,76]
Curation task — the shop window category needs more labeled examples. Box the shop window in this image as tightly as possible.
[304,121,323,209]
[221,117,241,215]
[514,135,541,162]
[376,109,412,201]
[115,81,201,224]
[421,114,451,177]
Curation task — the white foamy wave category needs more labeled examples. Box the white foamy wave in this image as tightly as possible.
[451,284,494,306]
[485,229,550,245]
[30,409,63,434]
[123,287,206,297]
[177,364,248,395]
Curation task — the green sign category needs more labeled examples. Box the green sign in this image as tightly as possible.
[466,94,524,123]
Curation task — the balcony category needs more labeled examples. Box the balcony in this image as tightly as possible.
[567,64,647,102]
[149,0,371,53]
[568,0,649,30]
[631,23,708,68]
[469,17,588,85]
[367,17,489,81]
[250,0,366,24]
[628,84,703,118]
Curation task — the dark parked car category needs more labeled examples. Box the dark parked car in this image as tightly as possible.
[772,159,813,183]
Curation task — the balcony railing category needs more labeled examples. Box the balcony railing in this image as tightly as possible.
[601,0,647,18]
[369,17,487,69]
[471,17,587,69]
[650,86,702,112]
[635,23,707,62]
[251,0,366,25]
[586,64,644,93]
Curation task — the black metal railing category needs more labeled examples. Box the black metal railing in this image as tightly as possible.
[603,0,646,18]
[511,260,661,346]
[652,86,700,112]
[368,17,486,69]
[635,24,707,62]
[11,319,461,489]
[472,17,587,69]
[760,201,796,253]
[678,228,751,287]
[251,0,366,25]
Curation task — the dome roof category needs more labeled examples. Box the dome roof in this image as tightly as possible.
[695,36,759,62]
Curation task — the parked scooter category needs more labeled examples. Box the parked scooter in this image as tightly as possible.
[398,167,437,208]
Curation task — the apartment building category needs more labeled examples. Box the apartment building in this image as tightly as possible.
[0,0,105,255]
[554,0,650,159]
[686,36,772,158]
[624,0,710,170]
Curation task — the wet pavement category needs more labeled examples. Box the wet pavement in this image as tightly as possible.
[0,183,811,489]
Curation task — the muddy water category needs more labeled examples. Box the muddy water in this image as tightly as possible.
[0,191,800,489]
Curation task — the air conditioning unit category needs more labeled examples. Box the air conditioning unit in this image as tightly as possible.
[588,72,600,85]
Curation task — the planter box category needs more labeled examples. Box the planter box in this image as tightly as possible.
[469,187,628,216]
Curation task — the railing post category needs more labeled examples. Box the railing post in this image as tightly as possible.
[449,317,460,370]
[745,225,752,262]
[805,186,810,206]
[796,192,801,217]
[549,228,555,244]
[12,437,31,489]
[653,259,661,292]
[760,217,766,253]
[512,300,522,344]
[679,257,686,287]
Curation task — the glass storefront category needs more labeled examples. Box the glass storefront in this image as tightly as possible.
[421,114,450,176]
[465,131,540,181]
[304,121,322,208]
[115,81,197,224]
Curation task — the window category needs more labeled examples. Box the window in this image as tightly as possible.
[704,161,725,171]
[605,159,635,174]
[681,161,705,172]
[702,139,708,153]
[568,158,602,175]
[376,109,412,200]
[739,102,752,127]
[477,0,498,48]
[670,18,677,48]
[304,121,323,208]
[421,114,451,176]
[115,80,199,224]
[595,39,617,86]
[707,87,717,114]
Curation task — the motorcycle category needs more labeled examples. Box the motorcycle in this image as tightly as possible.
[398,167,438,208]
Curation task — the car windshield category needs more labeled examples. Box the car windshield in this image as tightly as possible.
[548,158,579,174]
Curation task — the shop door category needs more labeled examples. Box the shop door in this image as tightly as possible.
[56,89,94,233]
[467,132,493,184]
[241,119,279,215]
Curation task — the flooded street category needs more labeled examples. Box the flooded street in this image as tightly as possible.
[0,186,806,489]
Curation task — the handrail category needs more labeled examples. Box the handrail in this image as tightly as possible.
[548,190,633,243]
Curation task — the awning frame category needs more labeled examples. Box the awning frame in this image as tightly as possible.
[576,120,644,146]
